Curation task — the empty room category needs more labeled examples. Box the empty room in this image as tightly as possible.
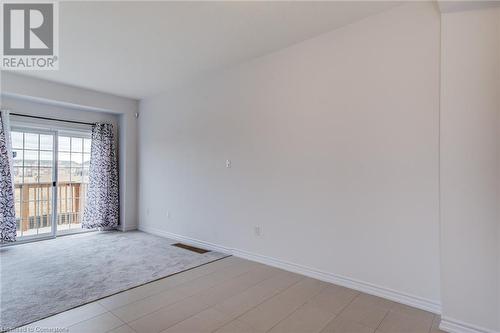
[0,1,499,333]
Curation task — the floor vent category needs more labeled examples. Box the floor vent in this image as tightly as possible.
[172,243,210,254]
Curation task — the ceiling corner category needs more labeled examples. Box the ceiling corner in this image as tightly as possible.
[437,0,500,13]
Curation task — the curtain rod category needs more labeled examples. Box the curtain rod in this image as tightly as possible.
[10,113,94,126]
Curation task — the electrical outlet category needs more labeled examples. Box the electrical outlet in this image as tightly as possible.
[226,159,231,168]
[254,226,262,237]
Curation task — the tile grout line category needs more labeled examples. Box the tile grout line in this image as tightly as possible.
[374,307,391,333]
[206,274,306,333]
[206,307,242,333]
[99,256,240,311]
[163,266,288,333]
[23,258,243,333]
[14,256,238,332]
[66,311,124,332]
[64,312,107,331]
[105,312,127,332]
[28,304,110,333]
[203,276,309,333]
[317,289,361,333]
[158,266,292,333]
[112,259,258,321]
[228,276,306,326]
[123,261,281,329]
[127,323,138,333]
[427,314,439,333]
[262,283,330,333]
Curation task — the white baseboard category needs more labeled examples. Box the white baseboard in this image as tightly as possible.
[232,248,441,314]
[440,317,500,333]
[139,225,441,314]
[119,224,138,232]
[138,225,232,254]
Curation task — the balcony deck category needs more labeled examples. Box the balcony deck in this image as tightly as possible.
[15,181,88,238]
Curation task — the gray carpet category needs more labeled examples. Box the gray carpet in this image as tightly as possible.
[0,231,228,331]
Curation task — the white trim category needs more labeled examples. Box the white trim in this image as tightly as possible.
[138,225,441,314]
[232,248,441,314]
[119,224,138,232]
[440,317,500,333]
[138,226,231,254]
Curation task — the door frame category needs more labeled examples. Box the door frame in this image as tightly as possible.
[8,122,95,245]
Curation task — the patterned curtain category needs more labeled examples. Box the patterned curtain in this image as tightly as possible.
[0,110,17,242]
[82,123,119,229]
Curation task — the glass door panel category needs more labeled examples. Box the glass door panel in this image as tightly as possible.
[11,129,56,240]
[56,134,92,234]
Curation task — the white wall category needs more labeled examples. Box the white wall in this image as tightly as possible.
[440,7,500,332]
[139,2,441,309]
[1,72,139,231]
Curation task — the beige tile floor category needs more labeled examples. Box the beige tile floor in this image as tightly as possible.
[12,256,446,333]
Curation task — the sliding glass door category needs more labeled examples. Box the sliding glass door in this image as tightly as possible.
[12,129,57,240]
[11,126,93,241]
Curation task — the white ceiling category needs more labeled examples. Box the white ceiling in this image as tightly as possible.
[15,1,401,99]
